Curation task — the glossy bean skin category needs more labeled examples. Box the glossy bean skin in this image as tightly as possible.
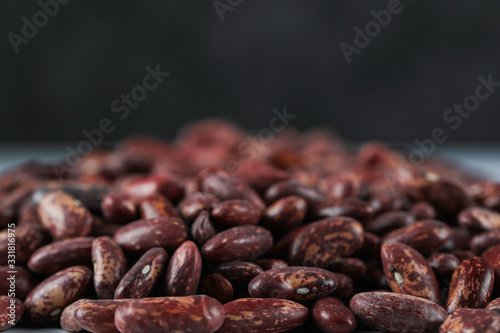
[248,266,337,302]
[92,236,128,299]
[199,273,233,304]
[114,217,188,254]
[219,298,309,333]
[201,225,273,264]
[24,266,92,323]
[114,296,224,333]
[201,172,265,210]
[261,195,306,233]
[139,193,181,219]
[471,230,500,254]
[366,211,415,235]
[178,192,218,222]
[383,220,451,255]
[329,272,355,301]
[427,253,461,279]
[313,198,375,223]
[288,217,364,267]
[486,297,500,313]
[101,193,137,224]
[211,199,262,227]
[459,206,500,233]
[264,179,326,207]
[439,308,500,333]
[164,241,202,296]
[267,225,308,259]
[312,297,356,333]
[60,299,86,332]
[482,244,500,294]
[209,261,262,286]
[410,202,436,220]
[0,266,36,299]
[115,247,168,299]
[254,258,289,271]
[440,227,470,252]
[319,172,360,200]
[0,296,23,331]
[74,299,134,333]
[404,173,472,217]
[446,256,494,313]
[327,257,366,280]
[350,292,447,333]
[0,224,50,265]
[28,237,94,275]
[37,191,93,240]
[381,242,440,303]
[123,174,184,204]
[190,210,216,245]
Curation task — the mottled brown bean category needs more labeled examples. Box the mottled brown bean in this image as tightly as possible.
[0,296,23,331]
[201,225,273,264]
[439,308,500,333]
[101,193,137,224]
[164,241,201,296]
[261,195,307,233]
[254,258,289,271]
[264,179,326,207]
[201,172,265,210]
[288,217,364,267]
[267,225,308,259]
[350,292,447,333]
[312,297,356,333]
[115,296,224,333]
[38,191,93,240]
[446,256,494,313]
[486,297,500,313]
[405,173,472,217]
[115,247,168,299]
[92,236,127,299]
[60,299,87,332]
[24,266,92,323]
[0,266,35,299]
[329,272,355,301]
[0,224,49,265]
[459,206,500,233]
[219,298,309,333]
[74,299,134,333]
[199,273,233,304]
[471,230,500,254]
[313,198,375,223]
[482,244,500,294]
[248,266,337,302]
[212,261,263,285]
[383,220,451,255]
[440,227,470,252]
[366,210,415,235]
[410,202,437,220]
[212,199,262,227]
[327,257,367,280]
[191,210,216,245]
[381,242,440,303]
[28,237,94,275]
[114,217,188,254]
[123,174,184,204]
[427,253,461,278]
[178,192,218,222]
[139,193,182,219]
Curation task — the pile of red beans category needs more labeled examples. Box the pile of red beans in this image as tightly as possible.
[2,120,500,333]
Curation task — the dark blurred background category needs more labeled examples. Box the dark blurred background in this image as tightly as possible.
[1,1,499,144]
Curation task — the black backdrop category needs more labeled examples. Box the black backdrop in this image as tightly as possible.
[1,1,499,144]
